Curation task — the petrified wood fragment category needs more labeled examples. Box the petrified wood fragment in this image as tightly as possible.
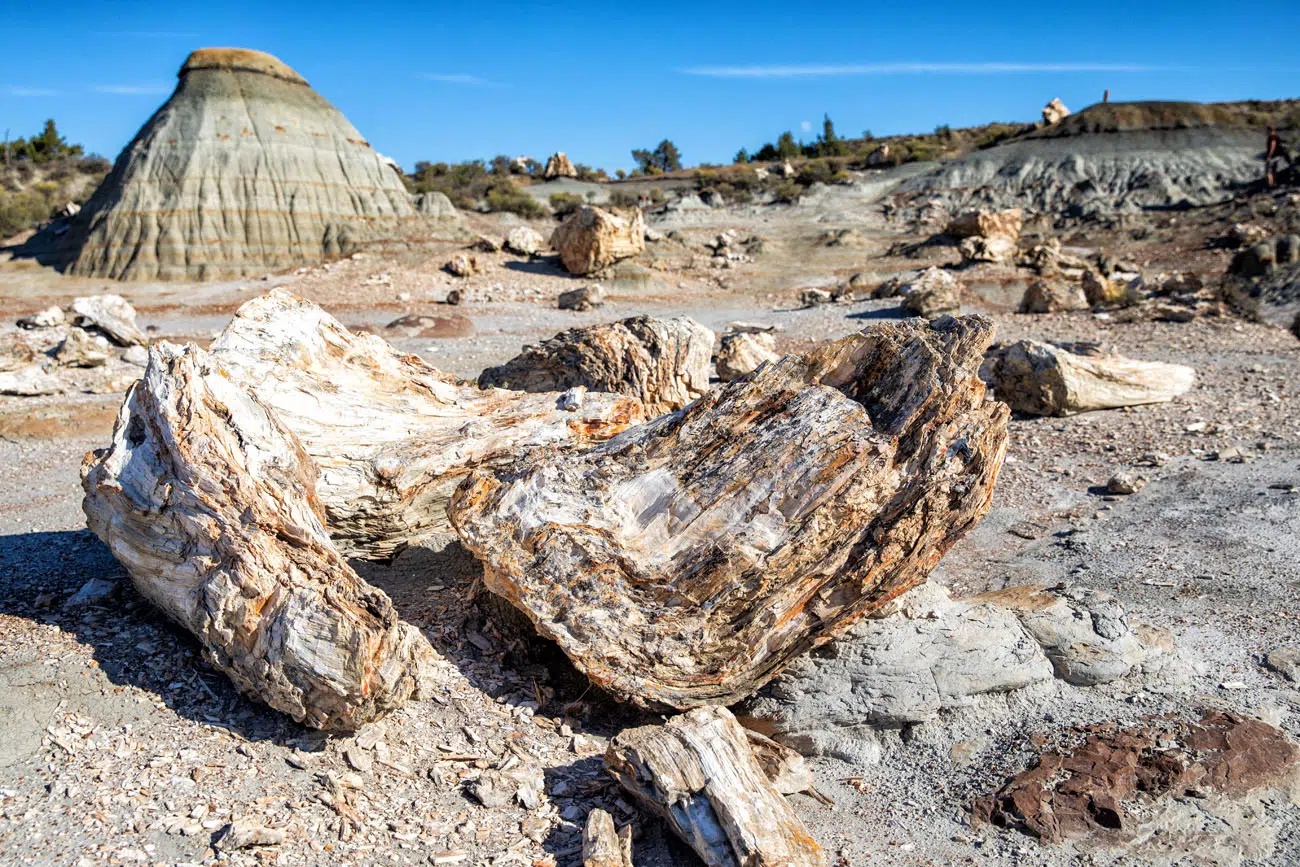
[452,315,1008,708]
[983,339,1195,416]
[210,290,644,558]
[606,706,824,867]
[81,343,436,730]
[478,315,714,416]
[582,809,634,867]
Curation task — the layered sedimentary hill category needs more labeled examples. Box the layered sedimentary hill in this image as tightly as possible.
[63,48,426,281]
[898,100,1299,216]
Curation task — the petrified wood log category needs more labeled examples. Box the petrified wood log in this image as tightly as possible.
[210,290,644,559]
[81,343,436,730]
[582,809,634,867]
[983,339,1195,416]
[605,706,825,867]
[451,315,1008,708]
[478,315,714,417]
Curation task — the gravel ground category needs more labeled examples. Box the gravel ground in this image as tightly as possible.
[1,173,1298,866]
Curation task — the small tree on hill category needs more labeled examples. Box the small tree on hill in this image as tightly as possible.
[734,148,750,164]
[631,140,682,174]
[775,132,800,160]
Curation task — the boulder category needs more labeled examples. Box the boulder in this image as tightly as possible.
[72,294,147,346]
[478,315,713,416]
[799,287,833,307]
[210,291,644,559]
[716,331,779,382]
[1081,270,1130,307]
[1019,279,1089,314]
[16,306,65,329]
[0,365,61,396]
[55,329,111,368]
[557,285,607,311]
[946,208,1023,241]
[543,152,579,180]
[1018,239,1092,277]
[959,235,1017,264]
[1042,97,1070,125]
[983,340,1196,416]
[900,267,963,318]
[1226,223,1270,249]
[1230,234,1300,278]
[503,225,544,257]
[443,252,480,277]
[451,316,1008,709]
[411,191,458,219]
[81,343,437,730]
[550,207,646,276]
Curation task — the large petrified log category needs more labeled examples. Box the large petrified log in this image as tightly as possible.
[549,205,645,275]
[606,706,825,867]
[451,315,1008,708]
[210,290,644,559]
[477,315,714,416]
[983,339,1195,416]
[81,343,436,730]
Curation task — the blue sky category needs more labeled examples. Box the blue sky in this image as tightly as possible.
[2,0,1297,173]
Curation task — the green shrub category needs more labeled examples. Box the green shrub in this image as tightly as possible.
[771,180,802,204]
[485,184,546,218]
[549,192,585,219]
[607,189,640,208]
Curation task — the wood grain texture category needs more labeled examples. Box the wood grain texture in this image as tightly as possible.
[478,315,714,417]
[581,809,634,867]
[451,315,1008,708]
[81,343,437,730]
[210,290,645,559]
[605,706,825,867]
[984,339,1195,416]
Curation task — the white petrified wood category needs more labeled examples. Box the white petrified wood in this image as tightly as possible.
[451,315,1009,708]
[81,343,437,730]
[210,290,645,559]
[983,339,1195,416]
[605,706,825,867]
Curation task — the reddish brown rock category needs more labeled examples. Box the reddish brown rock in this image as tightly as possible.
[972,711,1299,843]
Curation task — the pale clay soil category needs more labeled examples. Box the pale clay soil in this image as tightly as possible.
[0,176,1299,867]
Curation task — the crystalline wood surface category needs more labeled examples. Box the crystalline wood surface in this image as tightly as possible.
[478,315,714,416]
[451,315,1009,708]
[581,809,634,867]
[81,343,436,730]
[605,706,825,867]
[210,290,645,559]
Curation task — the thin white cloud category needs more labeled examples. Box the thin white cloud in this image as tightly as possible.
[420,73,501,87]
[681,62,1171,78]
[5,86,63,96]
[93,84,171,95]
[799,120,812,132]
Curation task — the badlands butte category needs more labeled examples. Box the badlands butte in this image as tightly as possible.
[1,45,1300,867]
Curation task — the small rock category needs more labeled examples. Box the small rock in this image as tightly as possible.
[445,289,463,306]
[1265,648,1300,682]
[558,386,586,411]
[215,819,285,850]
[558,285,606,311]
[64,577,118,609]
[72,294,147,346]
[443,253,481,278]
[503,226,545,257]
[1107,472,1145,495]
[0,365,61,396]
[799,288,833,308]
[16,306,65,329]
[55,329,111,368]
[344,746,373,772]
[121,345,149,367]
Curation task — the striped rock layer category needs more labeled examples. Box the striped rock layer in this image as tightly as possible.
[68,48,423,281]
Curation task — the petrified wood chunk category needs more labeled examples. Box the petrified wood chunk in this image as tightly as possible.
[582,809,634,867]
[549,206,645,276]
[452,315,1008,708]
[81,343,436,730]
[606,706,825,867]
[983,339,1195,416]
[477,315,714,416]
[210,290,644,559]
